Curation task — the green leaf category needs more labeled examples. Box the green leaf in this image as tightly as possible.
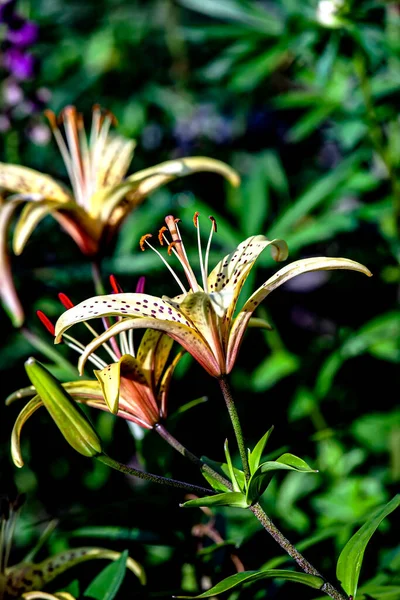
[201,469,231,493]
[336,495,400,598]
[201,456,246,491]
[246,453,316,505]
[175,568,324,598]
[84,549,129,600]
[224,439,242,492]
[248,426,274,473]
[180,491,248,509]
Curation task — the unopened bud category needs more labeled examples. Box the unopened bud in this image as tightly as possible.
[24,358,102,458]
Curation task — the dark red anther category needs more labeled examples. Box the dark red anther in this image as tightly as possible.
[36,311,56,336]
[135,276,145,294]
[110,274,123,294]
[58,293,74,309]
[209,216,217,232]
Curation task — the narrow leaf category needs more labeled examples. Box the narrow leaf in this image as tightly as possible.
[84,549,129,600]
[336,495,400,598]
[248,426,274,473]
[180,492,248,509]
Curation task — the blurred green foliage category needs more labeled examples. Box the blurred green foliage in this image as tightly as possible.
[0,0,399,598]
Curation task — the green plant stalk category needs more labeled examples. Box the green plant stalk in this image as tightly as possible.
[91,261,106,296]
[250,503,347,600]
[97,454,214,496]
[354,51,400,230]
[218,376,251,480]
[155,423,232,490]
[155,425,347,600]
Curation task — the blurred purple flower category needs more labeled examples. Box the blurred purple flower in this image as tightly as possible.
[3,48,35,80]
[2,78,23,105]
[174,104,235,151]
[7,18,38,47]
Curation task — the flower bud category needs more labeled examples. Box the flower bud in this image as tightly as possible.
[24,357,102,458]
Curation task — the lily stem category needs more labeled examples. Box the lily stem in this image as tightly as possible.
[218,376,250,480]
[97,454,214,496]
[155,423,232,490]
[250,503,347,600]
[91,261,106,296]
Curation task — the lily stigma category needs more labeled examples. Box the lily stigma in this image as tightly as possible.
[0,493,144,599]
[0,105,240,326]
[8,276,184,455]
[54,214,372,381]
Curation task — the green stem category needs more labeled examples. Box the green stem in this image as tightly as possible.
[97,454,214,496]
[155,424,232,490]
[91,261,106,296]
[218,376,250,480]
[354,51,400,229]
[250,503,347,600]
[21,328,77,379]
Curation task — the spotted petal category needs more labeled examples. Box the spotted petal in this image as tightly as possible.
[136,330,174,387]
[207,235,288,329]
[0,163,72,201]
[158,349,185,418]
[226,257,372,373]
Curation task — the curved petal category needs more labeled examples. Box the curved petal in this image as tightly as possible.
[21,592,77,599]
[76,318,219,378]
[98,136,136,188]
[158,349,185,418]
[0,163,72,201]
[94,360,122,414]
[207,235,288,331]
[6,384,37,404]
[226,257,372,373]
[136,330,174,387]
[52,209,101,256]
[13,199,66,255]
[98,156,240,227]
[11,396,43,468]
[54,293,194,342]
[6,380,101,405]
[0,197,25,326]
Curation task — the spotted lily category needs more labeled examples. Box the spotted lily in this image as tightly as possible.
[54,215,372,378]
[0,494,144,600]
[0,105,240,326]
[8,280,184,464]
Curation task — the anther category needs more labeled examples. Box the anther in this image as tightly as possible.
[135,276,145,294]
[58,293,74,309]
[158,226,168,245]
[209,216,217,232]
[168,240,181,256]
[37,311,56,336]
[193,211,200,227]
[44,109,57,129]
[140,234,152,251]
[110,274,123,294]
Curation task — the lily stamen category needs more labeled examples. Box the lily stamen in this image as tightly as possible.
[204,216,217,292]
[194,212,208,291]
[165,215,200,291]
[140,234,187,294]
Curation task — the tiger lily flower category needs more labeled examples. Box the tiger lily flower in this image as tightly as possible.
[7,280,184,463]
[54,215,372,378]
[0,494,145,600]
[0,105,240,326]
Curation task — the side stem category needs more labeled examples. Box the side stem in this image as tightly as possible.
[218,376,250,480]
[250,503,347,600]
[97,454,214,496]
[155,423,232,490]
[91,261,106,296]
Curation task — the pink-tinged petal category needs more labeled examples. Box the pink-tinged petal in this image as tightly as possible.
[178,292,225,371]
[75,318,220,378]
[207,235,288,331]
[54,293,194,342]
[11,396,43,468]
[0,198,25,326]
[53,208,102,256]
[158,349,185,418]
[0,163,72,201]
[119,355,160,426]
[226,256,372,373]
[13,199,67,255]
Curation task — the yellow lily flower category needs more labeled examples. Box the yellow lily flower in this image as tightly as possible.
[0,105,240,326]
[54,215,372,378]
[0,494,145,600]
[8,280,184,465]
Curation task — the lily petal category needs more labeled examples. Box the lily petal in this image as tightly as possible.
[0,197,25,325]
[226,257,372,373]
[11,396,43,468]
[136,330,174,387]
[207,235,288,329]
[75,318,220,378]
[13,199,67,255]
[94,361,123,414]
[54,293,193,342]
[158,350,185,418]
[6,380,102,405]
[97,136,136,189]
[98,156,240,228]
[0,163,72,202]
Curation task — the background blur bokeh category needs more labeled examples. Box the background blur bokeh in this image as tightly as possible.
[0,1,399,598]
